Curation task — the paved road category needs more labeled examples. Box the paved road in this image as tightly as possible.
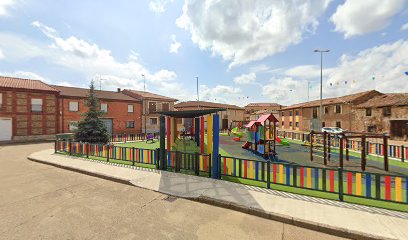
[0,143,346,240]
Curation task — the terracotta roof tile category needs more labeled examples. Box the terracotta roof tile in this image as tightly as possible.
[245,103,282,107]
[52,85,139,101]
[356,93,408,108]
[123,89,177,101]
[0,76,58,92]
[281,90,382,110]
[175,101,244,110]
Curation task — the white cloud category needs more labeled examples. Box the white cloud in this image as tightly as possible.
[169,34,181,54]
[324,40,408,95]
[233,72,256,85]
[268,40,408,105]
[0,0,16,17]
[176,0,331,69]
[200,85,244,106]
[149,0,173,13]
[285,65,334,79]
[401,22,408,31]
[262,77,308,105]
[330,0,406,38]
[0,71,48,82]
[0,48,4,59]
[28,21,181,97]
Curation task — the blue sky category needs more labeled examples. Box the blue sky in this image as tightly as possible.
[0,0,407,106]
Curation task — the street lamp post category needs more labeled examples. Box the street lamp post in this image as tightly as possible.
[314,49,330,130]
[142,74,147,134]
[195,76,199,110]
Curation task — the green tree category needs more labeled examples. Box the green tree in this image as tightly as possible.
[75,81,110,143]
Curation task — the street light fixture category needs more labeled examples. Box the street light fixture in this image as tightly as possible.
[314,49,330,130]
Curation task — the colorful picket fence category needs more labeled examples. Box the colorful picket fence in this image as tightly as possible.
[56,141,158,165]
[110,133,159,143]
[220,155,408,204]
[277,130,407,161]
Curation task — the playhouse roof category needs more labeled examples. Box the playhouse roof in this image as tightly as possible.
[158,108,226,118]
[245,121,257,128]
[256,114,279,124]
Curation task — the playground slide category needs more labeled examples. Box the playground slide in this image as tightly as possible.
[276,136,290,146]
[242,141,251,149]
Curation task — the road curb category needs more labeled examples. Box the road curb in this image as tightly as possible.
[28,154,396,240]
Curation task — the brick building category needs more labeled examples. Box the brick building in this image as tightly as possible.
[0,77,59,141]
[354,93,408,140]
[122,90,177,133]
[244,103,283,121]
[279,90,382,132]
[174,101,245,130]
[54,86,142,135]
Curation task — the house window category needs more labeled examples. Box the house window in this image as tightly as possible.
[281,111,285,116]
[149,117,158,125]
[289,122,293,127]
[335,105,341,113]
[128,104,134,113]
[101,103,108,112]
[69,101,79,112]
[295,122,299,127]
[162,102,169,112]
[281,121,284,126]
[366,108,372,116]
[322,122,325,127]
[324,106,329,114]
[126,121,135,128]
[289,111,293,116]
[383,107,391,116]
[31,98,43,112]
[312,107,318,118]
[336,121,341,128]
[295,110,299,116]
[149,102,157,114]
[68,121,78,131]
[367,125,377,133]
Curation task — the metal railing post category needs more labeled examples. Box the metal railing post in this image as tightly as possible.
[338,167,344,201]
[132,147,136,166]
[267,160,271,189]
[401,145,405,162]
[86,143,89,158]
[218,154,222,179]
[208,154,212,178]
[107,144,110,162]
[195,153,200,176]
[54,140,57,153]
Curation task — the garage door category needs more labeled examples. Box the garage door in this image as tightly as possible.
[0,118,12,141]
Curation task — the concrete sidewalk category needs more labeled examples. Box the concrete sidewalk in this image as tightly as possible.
[29,149,408,240]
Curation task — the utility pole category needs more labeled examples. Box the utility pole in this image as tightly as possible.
[314,49,330,130]
[142,74,147,134]
[195,76,199,110]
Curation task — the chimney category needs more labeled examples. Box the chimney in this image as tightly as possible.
[117,88,121,92]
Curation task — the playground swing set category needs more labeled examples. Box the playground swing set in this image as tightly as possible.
[242,114,280,159]
[309,130,390,171]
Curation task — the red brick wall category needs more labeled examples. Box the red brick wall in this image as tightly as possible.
[59,97,142,134]
[0,88,58,139]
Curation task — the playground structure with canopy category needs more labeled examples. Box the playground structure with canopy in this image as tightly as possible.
[157,108,225,178]
[242,114,280,159]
